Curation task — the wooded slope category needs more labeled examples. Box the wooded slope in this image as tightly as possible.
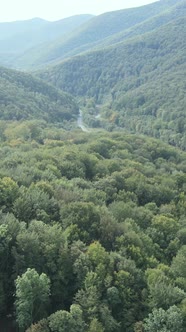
[0,66,78,122]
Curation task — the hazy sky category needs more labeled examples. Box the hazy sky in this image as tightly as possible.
[0,0,158,22]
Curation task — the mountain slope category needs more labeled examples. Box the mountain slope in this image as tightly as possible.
[3,0,182,69]
[39,16,185,99]
[0,15,93,55]
[0,66,78,122]
[39,16,186,148]
[95,0,186,49]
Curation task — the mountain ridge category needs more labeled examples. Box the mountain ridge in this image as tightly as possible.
[0,0,182,69]
[0,14,94,60]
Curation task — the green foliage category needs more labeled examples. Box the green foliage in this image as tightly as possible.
[39,11,186,149]
[26,319,50,332]
[61,202,100,243]
[0,2,186,330]
[0,224,11,315]
[0,177,19,210]
[88,318,104,332]
[146,268,186,309]
[49,304,86,332]
[15,268,50,331]
[0,66,78,123]
[144,306,184,332]
[13,185,59,223]
[0,129,185,330]
[171,245,186,280]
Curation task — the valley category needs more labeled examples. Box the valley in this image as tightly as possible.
[0,1,186,331]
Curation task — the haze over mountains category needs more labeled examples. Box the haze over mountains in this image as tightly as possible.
[0,15,93,65]
[0,0,183,69]
[20,0,185,69]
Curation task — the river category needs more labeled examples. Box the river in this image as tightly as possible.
[77,110,90,132]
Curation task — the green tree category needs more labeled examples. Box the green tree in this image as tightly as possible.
[146,268,185,309]
[144,306,184,332]
[0,177,19,210]
[148,215,179,250]
[26,319,49,332]
[171,245,186,279]
[60,202,101,243]
[0,224,11,314]
[15,268,50,331]
[88,318,104,332]
[13,185,59,223]
[13,220,73,311]
[49,304,86,332]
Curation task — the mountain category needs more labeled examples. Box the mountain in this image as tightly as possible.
[0,17,47,41]
[1,2,186,330]
[95,0,186,49]
[38,12,186,148]
[39,13,185,100]
[0,15,93,65]
[0,66,78,122]
[8,0,183,69]
[0,0,185,147]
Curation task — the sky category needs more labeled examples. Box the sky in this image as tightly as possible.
[0,0,158,22]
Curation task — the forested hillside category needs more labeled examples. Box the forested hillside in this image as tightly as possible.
[39,14,186,149]
[0,1,186,331]
[1,128,186,332]
[0,66,78,123]
[98,0,186,49]
[6,0,181,69]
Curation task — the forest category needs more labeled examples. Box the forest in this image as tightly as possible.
[1,125,186,332]
[0,0,186,331]
[39,14,186,149]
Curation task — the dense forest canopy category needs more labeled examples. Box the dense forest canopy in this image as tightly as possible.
[0,0,186,331]
[1,128,186,332]
[0,66,78,123]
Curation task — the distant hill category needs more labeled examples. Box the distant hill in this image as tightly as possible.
[38,14,186,148]
[8,0,183,69]
[0,17,47,41]
[0,66,78,122]
[95,0,186,49]
[0,15,93,64]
